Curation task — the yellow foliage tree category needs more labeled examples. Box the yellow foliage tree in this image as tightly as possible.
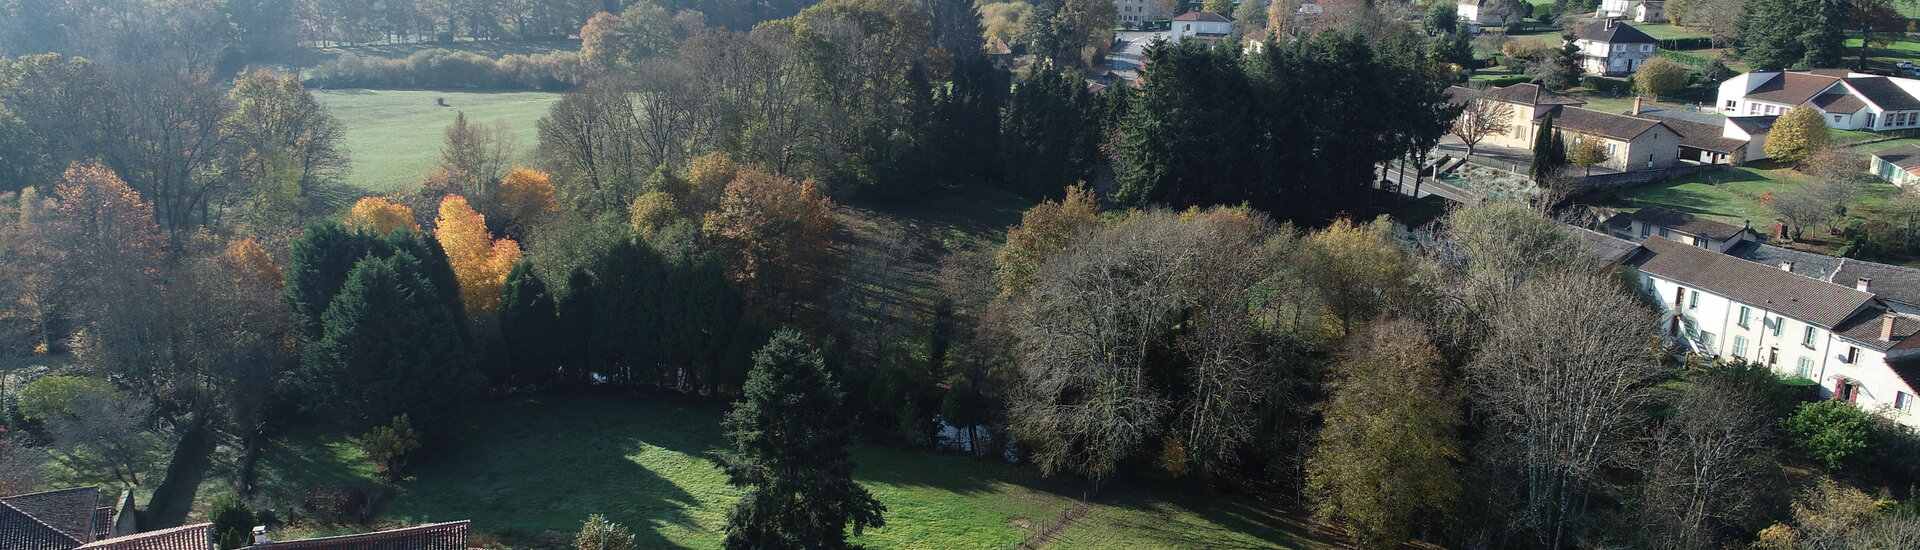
[628,191,682,237]
[223,237,283,288]
[1765,105,1832,166]
[496,167,558,225]
[434,195,523,315]
[699,167,837,321]
[995,185,1102,297]
[344,197,420,236]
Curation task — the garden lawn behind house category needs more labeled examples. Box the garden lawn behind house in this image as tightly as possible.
[315,89,560,193]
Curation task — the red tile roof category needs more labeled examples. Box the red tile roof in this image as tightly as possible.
[257,521,469,550]
[1172,11,1232,22]
[74,523,211,550]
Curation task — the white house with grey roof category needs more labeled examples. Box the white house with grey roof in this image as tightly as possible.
[1870,144,1920,187]
[1624,237,1920,425]
[1571,20,1658,76]
[1718,69,1920,131]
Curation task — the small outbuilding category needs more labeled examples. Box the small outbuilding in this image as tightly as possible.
[1871,144,1920,187]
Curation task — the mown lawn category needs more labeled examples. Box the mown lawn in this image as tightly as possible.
[222,393,1333,549]
[315,89,560,193]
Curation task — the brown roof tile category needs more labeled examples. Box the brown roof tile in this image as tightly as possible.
[1875,144,1920,174]
[1661,118,1750,154]
[4,487,101,543]
[1629,237,1876,328]
[0,500,84,550]
[1614,206,1750,240]
[75,523,211,550]
[257,521,469,550]
[1844,77,1920,110]
[1172,11,1232,22]
[1746,72,1843,106]
[1831,309,1920,351]
[1550,107,1666,140]
[1485,83,1587,107]
[1812,93,1866,113]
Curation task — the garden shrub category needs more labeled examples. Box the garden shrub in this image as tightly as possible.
[1783,401,1875,470]
[208,492,256,549]
[301,485,367,525]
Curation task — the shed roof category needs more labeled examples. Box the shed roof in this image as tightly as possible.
[1811,93,1867,114]
[1628,237,1876,328]
[1661,117,1750,154]
[1872,144,1920,172]
[1484,83,1586,108]
[75,523,211,550]
[256,521,469,550]
[1727,115,1780,134]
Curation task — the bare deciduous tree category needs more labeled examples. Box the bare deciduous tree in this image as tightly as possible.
[1468,272,1664,548]
[45,391,165,488]
[1451,99,1515,160]
[1637,372,1776,549]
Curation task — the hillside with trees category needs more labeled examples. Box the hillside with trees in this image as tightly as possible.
[6,0,1920,549]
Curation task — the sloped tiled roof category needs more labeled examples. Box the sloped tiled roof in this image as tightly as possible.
[1832,256,1920,309]
[1727,240,1844,276]
[1574,227,1641,266]
[257,521,469,550]
[1845,77,1920,111]
[91,508,112,542]
[1727,115,1780,134]
[1832,308,1920,351]
[1172,11,1232,22]
[1630,237,1876,328]
[1575,20,1657,43]
[1661,117,1750,154]
[1485,83,1587,108]
[1747,72,1843,105]
[3,487,101,543]
[1812,93,1866,114]
[1612,206,1750,240]
[0,500,83,550]
[1872,144,1920,172]
[1551,106,1666,140]
[75,523,211,550]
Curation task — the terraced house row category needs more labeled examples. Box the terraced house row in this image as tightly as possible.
[1594,207,1920,426]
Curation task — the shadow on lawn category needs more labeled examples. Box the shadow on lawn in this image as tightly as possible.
[1087,486,1350,550]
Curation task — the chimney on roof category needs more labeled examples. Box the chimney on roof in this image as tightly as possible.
[254,526,269,545]
[1633,96,1644,116]
[1774,220,1788,239]
[1883,316,1898,341]
[1859,278,1873,292]
[1744,219,1752,231]
[1606,18,1616,30]
[1781,261,1795,272]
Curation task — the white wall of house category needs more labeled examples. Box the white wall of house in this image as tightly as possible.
[1576,40,1655,75]
[1640,272,1920,426]
[1168,20,1232,43]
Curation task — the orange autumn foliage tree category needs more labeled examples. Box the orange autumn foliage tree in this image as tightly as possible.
[700,165,837,321]
[434,194,522,315]
[344,196,420,236]
[224,237,283,288]
[495,167,558,226]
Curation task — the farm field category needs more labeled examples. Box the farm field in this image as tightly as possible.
[315,89,560,193]
[105,394,1334,549]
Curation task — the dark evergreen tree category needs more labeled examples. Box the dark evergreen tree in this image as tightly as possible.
[1530,115,1568,179]
[1117,40,1254,208]
[294,251,477,429]
[720,329,886,549]
[1734,0,1846,70]
[921,0,986,58]
[1002,65,1105,198]
[500,261,560,387]
[285,223,463,340]
[556,268,597,384]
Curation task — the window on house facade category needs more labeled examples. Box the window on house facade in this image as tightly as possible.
[1640,224,1651,238]
[1772,317,1784,337]
[1733,335,1748,357]
[1659,227,1671,237]
[1689,290,1700,309]
[1641,44,1653,52]
[1835,115,1844,123]
[1700,331,1717,351]
[1607,142,1618,156]
[1797,356,1814,378]
[1739,306,1751,327]
[1844,346,1858,363]
[1674,287,1686,307]
[1804,326,1818,347]
[1725,100,1737,109]
[1899,391,1914,411]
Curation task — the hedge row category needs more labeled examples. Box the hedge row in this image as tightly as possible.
[305,48,584,91]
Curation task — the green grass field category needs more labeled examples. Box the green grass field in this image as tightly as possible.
[90,394,1331,549]
[315,89,560,193]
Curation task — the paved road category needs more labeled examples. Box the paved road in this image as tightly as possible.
[1108,31,1166,81]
